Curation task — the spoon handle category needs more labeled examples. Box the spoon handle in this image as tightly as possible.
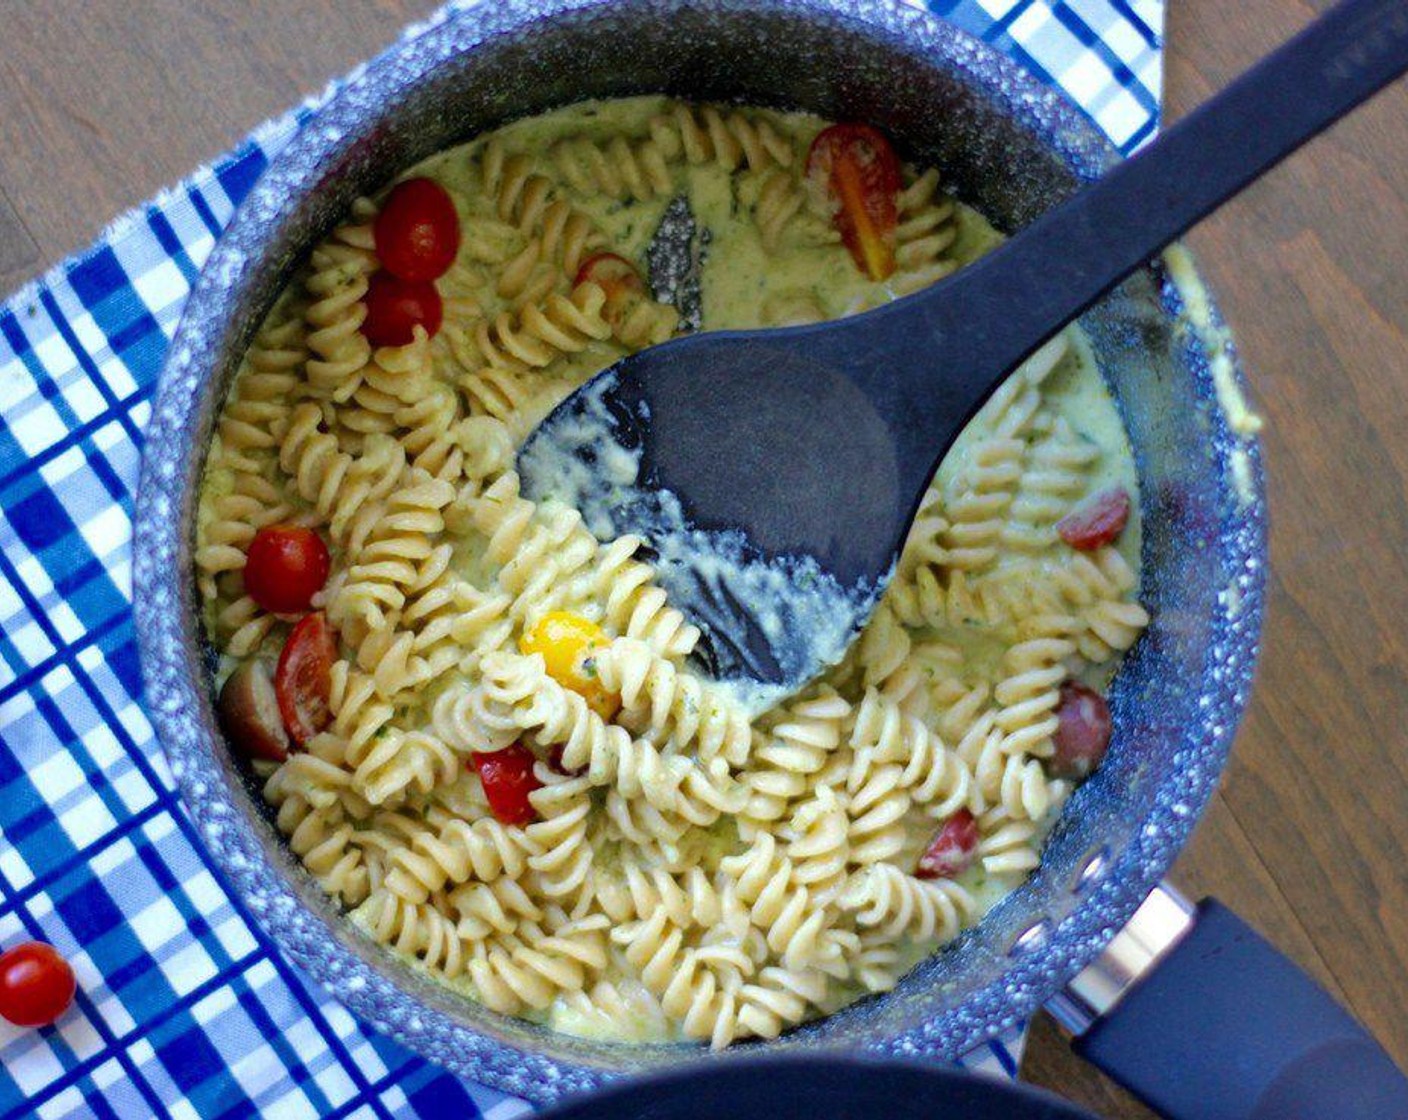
[864,0,1408,403]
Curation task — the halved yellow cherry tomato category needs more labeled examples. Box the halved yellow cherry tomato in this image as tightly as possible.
[519,612,620,720]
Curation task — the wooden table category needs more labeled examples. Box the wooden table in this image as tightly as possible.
[4,3,1405,1116]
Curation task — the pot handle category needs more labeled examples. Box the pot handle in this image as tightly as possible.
[1046,884,1408,1119]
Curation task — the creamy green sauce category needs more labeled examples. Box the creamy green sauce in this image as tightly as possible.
[201,96,1145,1046]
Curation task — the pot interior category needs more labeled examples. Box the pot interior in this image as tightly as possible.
[141,0,1265,1096]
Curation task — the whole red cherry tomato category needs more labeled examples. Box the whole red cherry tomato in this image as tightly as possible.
[243,526,330,614]
[575,253,646,328]
[274,613,336,747]
[1057,487,1132,551]
[1050,681,1113,779]
[806,123,902,280]
[0,942,76,1028]
[362,270,443,347]
[472,743,543,825]
[915,808,979,880]
[374,177,460,282]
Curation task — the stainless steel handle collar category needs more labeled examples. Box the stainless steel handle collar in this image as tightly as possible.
[1046,881,1196,1036]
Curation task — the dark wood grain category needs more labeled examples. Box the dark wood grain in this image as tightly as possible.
[4,3,1406,1117]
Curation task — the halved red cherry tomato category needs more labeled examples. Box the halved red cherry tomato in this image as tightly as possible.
[0,942,76,1028]
[374,177,460,282]
[575,253,646,328]
[218,660,290,762]
[362,270,443,347]
[472,743,543,825]
[806,123,902,281]
[243,526,330,614]
[1057,486,1132,551]
[916,808,979,880]
[1050,681,1112,779]
[275,613,336,747]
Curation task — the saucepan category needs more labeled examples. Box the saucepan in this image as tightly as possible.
[132,2,1408,1117]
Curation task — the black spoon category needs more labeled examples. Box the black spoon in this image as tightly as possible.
[520,0,1408,698]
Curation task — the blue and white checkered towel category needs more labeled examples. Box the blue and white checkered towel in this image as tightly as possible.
[0,2,1162,1116]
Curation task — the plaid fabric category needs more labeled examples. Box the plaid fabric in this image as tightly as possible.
[0,1,1162,1116]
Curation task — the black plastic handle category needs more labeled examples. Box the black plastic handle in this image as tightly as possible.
[1076,899,1408,1120]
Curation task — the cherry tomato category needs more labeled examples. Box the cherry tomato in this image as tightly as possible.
[275,613,336,747]
[915,808,979,880]
[218,660,290,762]
[243,526,330,614]
[519,612,620,720]
[1057,486,1132,551]
[362,270,443,347]
[574,253,646,328]
[472,743,543,825]
[806,123,902,281]
[1050,681,1113,779]
[374,177,460,282]
[0,942,76,1028]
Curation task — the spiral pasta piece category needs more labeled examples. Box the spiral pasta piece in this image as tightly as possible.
[360,890,468,977]
[595,859,722,929]
[279,405,406,550]
[265,791,369,906]
[592,637,752,765]
[736,965,829,1041]
[550,102,794,208]
[464,282,612,373]
[716,832,842,971]
[940,436,1026,572]
[449,875,544,941]
[746,167,836,252]
[328,470,455,655]
[1003,415,1099,552]
[739,687,850,827]
[465,912,610,1014]
[384,814,538,903]
[890,168,960,295]
[325,661,398,768]
[992,636,1076,759]
[785,786,849,905]
[1046,547,1150,660]
[352,729,456,807]
[852,602,913,690]
[840,863,974,943]
[849,689,973,819]
[303,207,378,401]
[853,928,902,993]
[446,340,539,426]
[974,806,1044,876]
[553,133,676,203]
[526,769,596,906]
[576,536,701,660]
[602,788,691,849]
[843,751,911,868]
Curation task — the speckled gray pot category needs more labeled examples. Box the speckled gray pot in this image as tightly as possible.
[134,0,1266,1104]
